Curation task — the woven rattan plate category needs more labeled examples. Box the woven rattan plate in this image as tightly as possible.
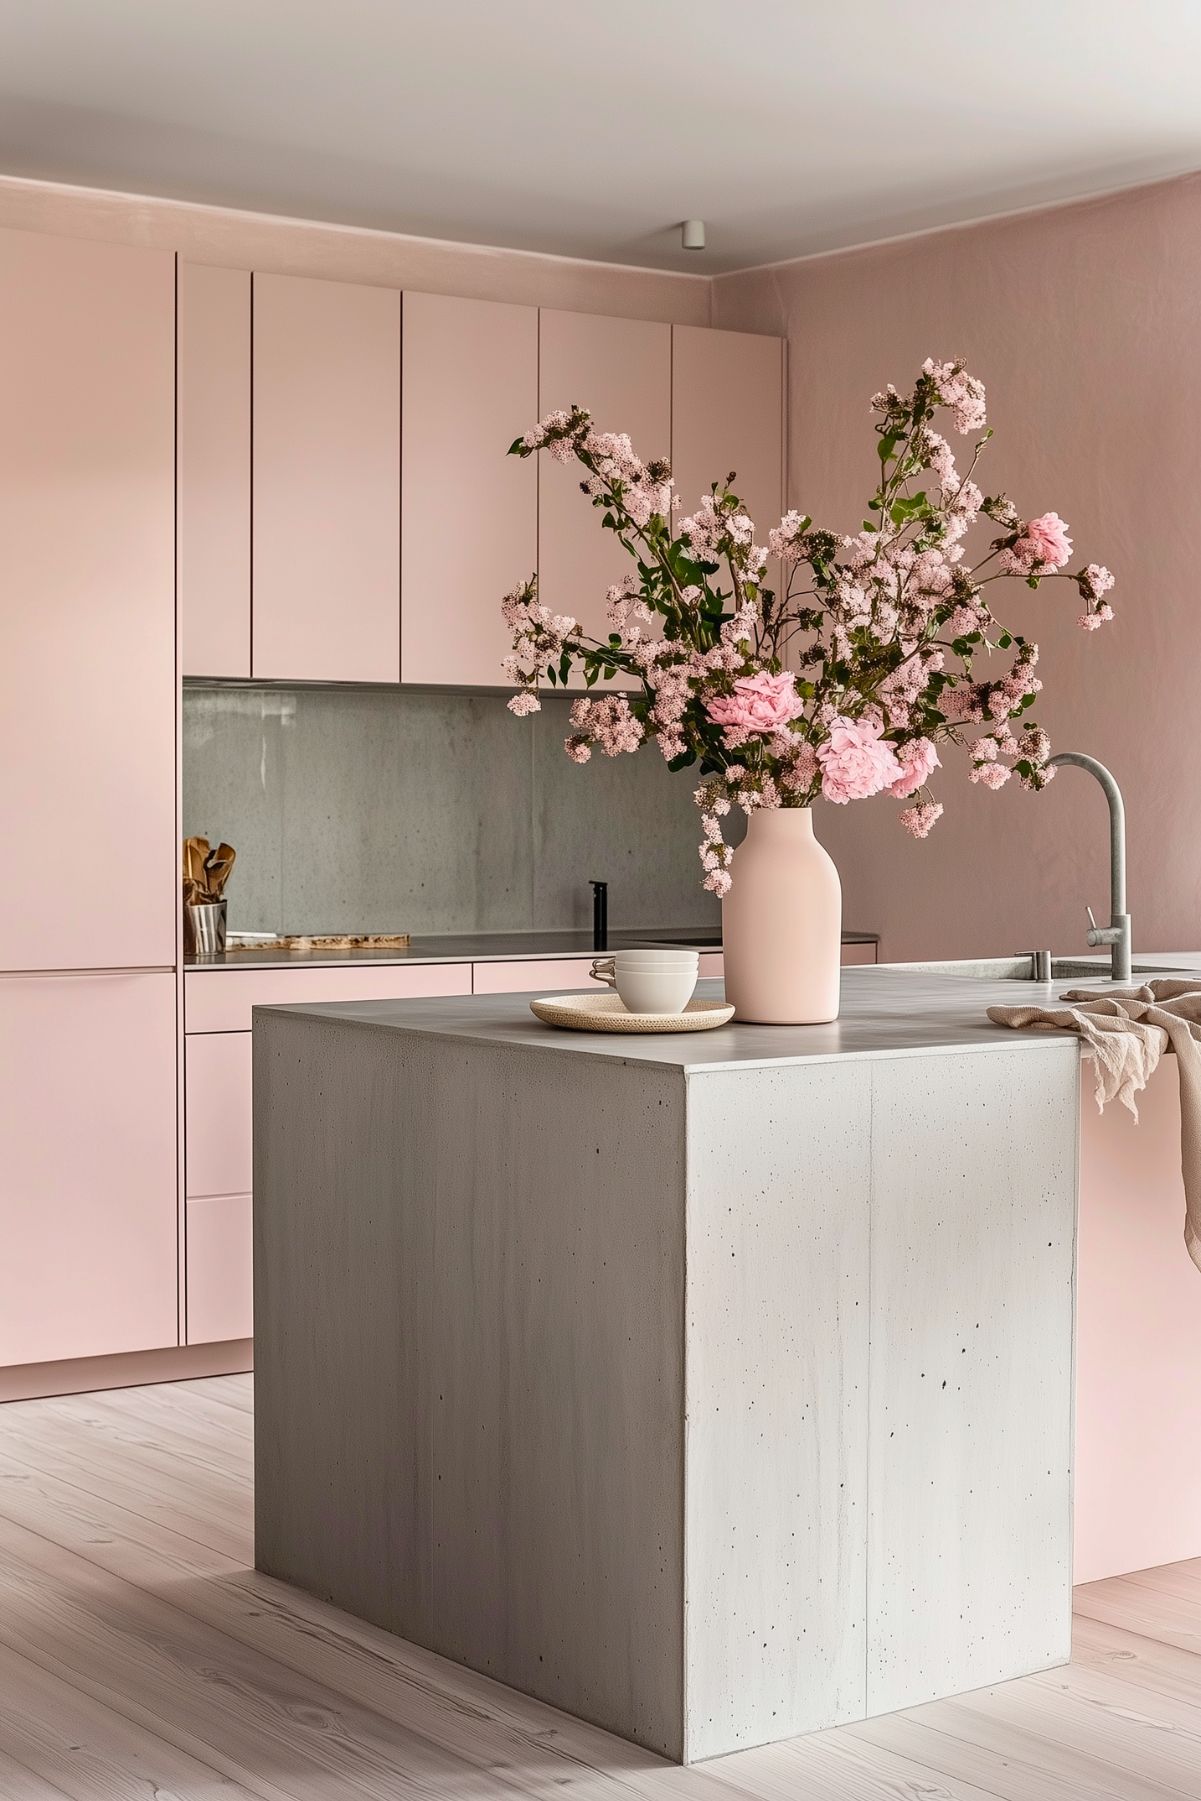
[529,992,735,1033]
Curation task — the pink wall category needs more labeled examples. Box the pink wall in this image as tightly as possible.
[713,175,1201,963]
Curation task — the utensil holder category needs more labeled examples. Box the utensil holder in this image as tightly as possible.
[184,898,227,957]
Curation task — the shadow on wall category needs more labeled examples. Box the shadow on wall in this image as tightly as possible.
[182,685,725,937]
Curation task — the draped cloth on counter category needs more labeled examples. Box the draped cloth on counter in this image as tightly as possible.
[988,979,1201,1276]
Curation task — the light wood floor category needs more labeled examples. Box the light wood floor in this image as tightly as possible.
[0,1375,1199,1799]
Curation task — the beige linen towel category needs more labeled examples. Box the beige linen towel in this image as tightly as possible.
[988,979,1201,1273]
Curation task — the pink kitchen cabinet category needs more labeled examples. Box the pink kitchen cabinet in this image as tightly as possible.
[401,291,537,685]
[184,1034,253,1343]
[538,310,670,683]
[252,272,401,682]
[472,957,602,994]
[186,1032,253,1199]
[0,226,176,972]
[0,972,179,1367]
[186,1195,253,1346]
[671,323,784,569]
[179,262,251,677]
[184,960,473,1033]
[182,963,474,1343]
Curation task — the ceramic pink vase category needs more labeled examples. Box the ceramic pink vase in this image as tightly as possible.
[721,807,842,1023]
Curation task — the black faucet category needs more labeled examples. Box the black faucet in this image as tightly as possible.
[591,880,608,951]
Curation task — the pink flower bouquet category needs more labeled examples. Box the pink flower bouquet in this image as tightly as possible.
[501,360,1114,893]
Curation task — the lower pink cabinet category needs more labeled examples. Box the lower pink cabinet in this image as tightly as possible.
[183,963,473,1344]
[184,1033,253,1347]
[0,971,179,1367]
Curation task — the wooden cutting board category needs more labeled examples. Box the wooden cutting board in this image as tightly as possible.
[226,933,411,951]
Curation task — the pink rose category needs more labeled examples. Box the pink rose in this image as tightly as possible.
[705,671,806,747]
[817,716,903,804]
[888,736,940,799]
[1013,511,1073,572]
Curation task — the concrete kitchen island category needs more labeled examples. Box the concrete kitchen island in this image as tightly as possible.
[252,966,1081,1762]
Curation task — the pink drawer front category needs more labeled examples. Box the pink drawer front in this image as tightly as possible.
[186,1032,252,1199]
[473,957,601,995]
[185,961,472,1034]
[841,942,878,966]
[186,1193,252,1345]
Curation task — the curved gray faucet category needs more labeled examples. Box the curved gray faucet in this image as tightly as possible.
[1047,752,1132,983]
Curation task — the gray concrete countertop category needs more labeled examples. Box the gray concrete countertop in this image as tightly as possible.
[187,925,880,971]
[254,958,1156,1074]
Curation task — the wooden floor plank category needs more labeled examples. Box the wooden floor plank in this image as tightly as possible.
[1074,1573,1201,1658]
[0,1373,1198,1801]
[0,1636,263,1800]
[1071,1612,1201,1709]
[901,1684,1199,1801]
[705,1727,1011,1800]
[93,1375,256,1448]
[0,1402,251,1561]
[0,1744,76,1801]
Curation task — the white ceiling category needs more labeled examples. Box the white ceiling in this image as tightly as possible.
[2,0,1200,273]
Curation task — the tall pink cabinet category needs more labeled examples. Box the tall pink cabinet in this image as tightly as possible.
[0,227,179,1369]
[538,310,671,672]
[0,220,786,1391]
[252,273,401,684]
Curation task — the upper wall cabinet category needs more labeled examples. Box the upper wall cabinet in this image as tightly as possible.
[538,310,671,674]
[253,273,401,683]
[179,263,251,678]
[671,324,785,551]
[0,226,176,973]
[401,292,537,686]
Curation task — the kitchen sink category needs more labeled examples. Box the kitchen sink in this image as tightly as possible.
[1008,957,1193,982]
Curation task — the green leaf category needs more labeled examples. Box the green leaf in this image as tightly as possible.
[997,630,1013,649]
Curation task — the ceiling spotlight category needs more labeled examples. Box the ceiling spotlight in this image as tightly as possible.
[681,219,706,251]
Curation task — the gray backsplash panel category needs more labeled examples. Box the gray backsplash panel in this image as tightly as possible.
[183,686,722,937]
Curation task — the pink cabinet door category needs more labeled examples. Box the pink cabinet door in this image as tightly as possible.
[402,292,537,685]
[0,227,176,972]
[179,263,251,677]
[671,324,784,554]
[473,957,600,994]
[253,273,400,682]
[538,310,670,684]
[185,960,473,1033]
[186,1194,252,1345]
[0,971,179,1367]
[185,1032,252,1199]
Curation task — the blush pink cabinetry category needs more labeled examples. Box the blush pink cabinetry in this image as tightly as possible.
[252,272,401,683]
[0,226,176,972]
[538,310,670,680]
[0,972,179,1366]
[1075,1056,1201,1582]
[182,963,472,1344]
[401,292,537,685]
[472,956,603,994]
[671,324,784,563]
[179,262,251,677]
